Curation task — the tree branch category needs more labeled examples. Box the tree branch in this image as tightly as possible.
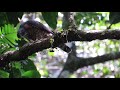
[62,51,120,73]
[1,29,120,67]
[0,38,51,67]
[58,51,120,78]
[53,29,120,46]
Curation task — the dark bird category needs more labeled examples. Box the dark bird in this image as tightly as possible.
[17,20,71,53]
[17,20,53,41]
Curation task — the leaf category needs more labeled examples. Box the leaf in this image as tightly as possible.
[12,62,22,69]
[0,12,23,27]
[0,27,2,35]
[107,12,120,29]
[0,12,9,26]
[0,24,18,47]
[93,69,99,75]
[22,59,38,71]
[0,69,9,78]
[9,68,21,78]
[6,12,23,26]
[22,70,41,78]
[109,12,120,24]
[102,67,110,75]
[74,12,104,26]
[48,51,54,56]
[41,12,58,29]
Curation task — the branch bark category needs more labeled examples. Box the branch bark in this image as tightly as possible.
[63,51,120,73]
[0,38,51,67]
[53,29,120,46]
[1,29,120,67]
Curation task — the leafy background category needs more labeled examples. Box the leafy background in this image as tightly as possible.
[1,12,120,78]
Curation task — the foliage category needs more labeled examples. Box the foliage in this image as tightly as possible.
[74,12,105,26]
[0,12,41,78]
[109,12,120,25]
[0,12,23,27]
[108,12,120,29]
[0,24,18,54]
[0,69,9,78]
[6,12,23,26]
[8,60,41,78]
[41,12,58,29]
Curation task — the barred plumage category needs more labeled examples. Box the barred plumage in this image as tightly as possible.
[17,20,53,41]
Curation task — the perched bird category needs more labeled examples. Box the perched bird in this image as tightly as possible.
[17,20,53,41]
[17,20,71,53]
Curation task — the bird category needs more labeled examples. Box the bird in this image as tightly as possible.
[17,20,71,53]
[17,20,53,41]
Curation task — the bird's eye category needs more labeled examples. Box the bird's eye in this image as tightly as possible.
[24,24,31,30]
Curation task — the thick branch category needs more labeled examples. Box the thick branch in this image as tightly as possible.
[68,30,120,41]
[63,51,120,73]
[1,29,120,67]
[53,29,120,48]
[0,38,51,67]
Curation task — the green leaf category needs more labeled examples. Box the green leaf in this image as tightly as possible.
[108,12,120,29]
[0,12,23,27]
[1,26,5,34]
[0,69,9,78]
[0,27,2,35]
[0,24,18,47]
[41,12,58,29]
[12,62,22,69]
[22,59,38,71]
[9,68,21,78]
[6,12,23,26]
[0,12,9,26]
[74,12,104,26]
[93,69,99,75]
[22,70,41,78]
[102,67,110,75]
[48,51,54,56]
[20,59,41,78]
[109,12,120,24]
[81,71,88,75]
